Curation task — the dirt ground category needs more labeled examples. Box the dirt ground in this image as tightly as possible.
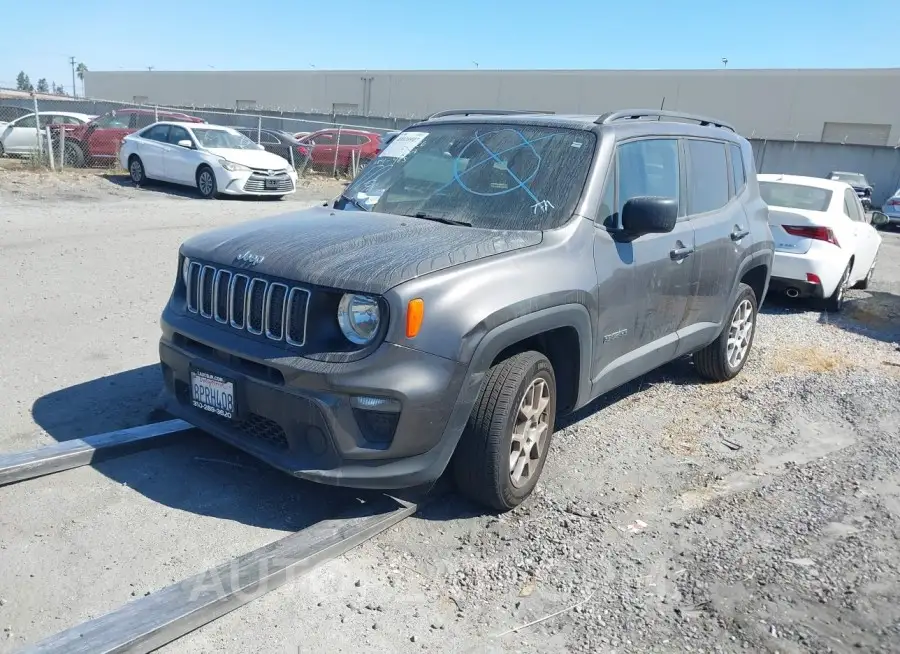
[1,168,898,653]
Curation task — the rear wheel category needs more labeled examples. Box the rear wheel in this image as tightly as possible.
[823,261,852,312]
[693,283,758,382]
[196,166,218,199]
[853,258,876,290]
[128,155,146,186]
[452,351,556,511]
[64,142,85,167]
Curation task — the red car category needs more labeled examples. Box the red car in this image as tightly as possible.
[296,128,381,172]
[57,108,204,167]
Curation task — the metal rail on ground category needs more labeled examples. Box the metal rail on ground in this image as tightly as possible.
[0,420,194,486]
[0,420,420,653]
[18,494,415,654]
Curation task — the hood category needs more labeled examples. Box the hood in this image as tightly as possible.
[180,207,542,295]
[205,147,291,170]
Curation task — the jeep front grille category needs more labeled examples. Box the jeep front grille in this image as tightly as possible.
[186,262,309,346]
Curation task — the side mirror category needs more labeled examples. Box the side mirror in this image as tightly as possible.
[871,211,890,227]
[256,143,265,150]
[177,139,193,148]
[616,197,678,240]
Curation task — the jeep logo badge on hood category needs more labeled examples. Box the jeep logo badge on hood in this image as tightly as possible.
[234,251,265,267]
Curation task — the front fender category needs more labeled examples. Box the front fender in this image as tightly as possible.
[463,301,594,409]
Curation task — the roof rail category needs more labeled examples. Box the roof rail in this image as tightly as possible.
[596,109,735,132]
[425,109,555,121]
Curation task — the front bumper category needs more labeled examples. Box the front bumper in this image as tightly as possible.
[214,167,298,196]
[158,305,479,489]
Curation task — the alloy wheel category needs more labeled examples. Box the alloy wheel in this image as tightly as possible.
[509,377,551,488]
[726,298,754,369]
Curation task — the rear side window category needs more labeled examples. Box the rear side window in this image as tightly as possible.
[142,124,170,142]
[729,144,746,195]
[686,139,729,214]
[844,189,864,222]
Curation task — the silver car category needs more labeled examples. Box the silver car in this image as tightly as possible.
[883,188,900,227]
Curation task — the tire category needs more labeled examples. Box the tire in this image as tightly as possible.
[128,155,146,186]
[823,261,852,313]
[196,165,218,199]
[64,142,85,168]
[452,351,557,511]
[853,258,876,290]
[693,282,758,382]
[0,141,5,157]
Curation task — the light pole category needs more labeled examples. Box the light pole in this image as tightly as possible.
[722,57,729,68]
[69,56,76,97]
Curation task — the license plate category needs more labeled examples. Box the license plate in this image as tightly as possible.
[264,179,278,189]
[190,369,235,419]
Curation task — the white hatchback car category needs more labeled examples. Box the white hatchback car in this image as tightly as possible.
[759,173,887,311]
[119,122,298,199]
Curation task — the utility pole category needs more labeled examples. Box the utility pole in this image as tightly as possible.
[69,56,76,97]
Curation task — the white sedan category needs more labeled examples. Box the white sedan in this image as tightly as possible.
[0,111,93,156]
[119,122,298,199]
[759,173,887,311]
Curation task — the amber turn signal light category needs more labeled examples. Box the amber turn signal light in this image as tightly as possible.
[406,298,424,338]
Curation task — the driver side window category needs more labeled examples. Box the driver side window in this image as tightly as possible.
[599,138,680,229]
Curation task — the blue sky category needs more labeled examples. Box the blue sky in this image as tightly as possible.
[2,0,897,94]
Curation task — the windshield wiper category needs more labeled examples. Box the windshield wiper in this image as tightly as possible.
[339,192,370,212]
[406,212,472,227]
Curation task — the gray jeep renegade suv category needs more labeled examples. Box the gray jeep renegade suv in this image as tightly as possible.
[158,108,774,511]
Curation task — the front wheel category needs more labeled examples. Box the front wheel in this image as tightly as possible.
[452,351,557,511]
[196,166,218,199]
[693,282,758,382]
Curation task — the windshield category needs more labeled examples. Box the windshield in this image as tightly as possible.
[340,123,596,230]
[830,172,867,185]
[192,128,258,150]
[760,182,832,212]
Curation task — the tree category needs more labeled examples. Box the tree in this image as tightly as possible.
[36,78,49,93]
[51,82,67,96]
[75,62,88,97]
[15,71,33,92]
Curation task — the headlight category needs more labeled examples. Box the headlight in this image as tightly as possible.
[181,255,191,286]
[218,158,250,172]
[337,294,380,345]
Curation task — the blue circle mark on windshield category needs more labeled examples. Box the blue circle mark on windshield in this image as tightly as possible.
[452,129,544,203]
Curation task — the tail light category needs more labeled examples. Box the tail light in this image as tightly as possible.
[297,146,309,157]
[783,225,840,247]
[887,198,900,206]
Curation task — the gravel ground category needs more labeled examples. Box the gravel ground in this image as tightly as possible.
[1,169,898,653]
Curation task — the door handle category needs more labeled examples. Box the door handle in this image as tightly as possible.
[670,246,694,261]
[731,227,750,241]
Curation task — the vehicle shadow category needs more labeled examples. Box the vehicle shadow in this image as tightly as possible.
[763,290,900,345]
[29,364,370,533]
[416,356,700,520]
[101,173,284,202]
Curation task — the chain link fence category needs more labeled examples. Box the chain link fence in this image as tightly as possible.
[0,95,404,180]
[3,92,900,205]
